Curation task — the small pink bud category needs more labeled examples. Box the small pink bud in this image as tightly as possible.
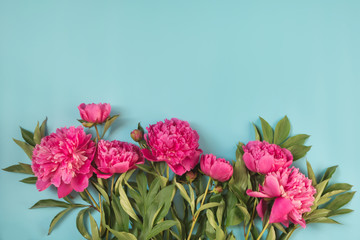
[213,185,223,194]
[131,129,143,142]
[186,171,198,183]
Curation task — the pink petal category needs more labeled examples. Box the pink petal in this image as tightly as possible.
[36,179,51,191]
[256,199,267,219]
[257,154,274,174]
[210,161,233,182]
[168,162,186,176]
[269,197,293,223]
[262,175,281,197]
[111,162,130,174]
[141,149,159,162]
[246,189,271,198]
[243,153,256,172]
[71,174,89,192]
[57,183,73,198]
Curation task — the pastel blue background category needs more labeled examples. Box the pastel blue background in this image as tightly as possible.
[0,0,359,239]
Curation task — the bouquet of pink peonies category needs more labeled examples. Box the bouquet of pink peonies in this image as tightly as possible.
[4,103,355,240]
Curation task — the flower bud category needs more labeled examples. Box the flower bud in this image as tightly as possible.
[213,185,223,194]
[131,129,143,142]
[186,171,197,183]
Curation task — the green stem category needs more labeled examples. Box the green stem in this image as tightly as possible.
[85,189,100,210]
[285,226,297,240]
[257,220,269,240]
[166,165,170,179]
[187,177,212,240]
[245,199,258,240]
[94,125,101,142]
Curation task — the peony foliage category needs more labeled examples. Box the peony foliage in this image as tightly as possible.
[3,104,355,240]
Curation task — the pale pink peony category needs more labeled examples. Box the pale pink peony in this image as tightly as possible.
[142,118,202,176]
[247,167,316,228]
[95,140,144,179]
[243,140,293,174]
[32,126,96,198]
[200,154,233,182]
[78,103,111,124]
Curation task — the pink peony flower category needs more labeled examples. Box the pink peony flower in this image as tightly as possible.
[141,118,202,176]
[242,140,293,174]
[78,103,111,124]
[200,154,233,182]
[246,167,316,228]
[95,140,144,179]
[32,126,96,198]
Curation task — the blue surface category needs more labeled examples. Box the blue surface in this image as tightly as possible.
[1,1,359,239]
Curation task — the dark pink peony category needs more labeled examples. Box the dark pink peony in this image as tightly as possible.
[200,154,233,182]
[242,140,293,174]
[32,126,96,198]
[247,167,316,228]
[142,118,202,176]
[78,103,111,124]
[95,140,144,179]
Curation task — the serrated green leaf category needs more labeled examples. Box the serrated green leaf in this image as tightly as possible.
[20,176,37,184]
[146,220,177,240]
[306,160,317,186]
[325,192,355,211]
[252,123,261,141]
[89,212,101,240]
[195,202,221,216]
[31,199,70,209]
[76,208,91,240]
[324,183,353,194]
[281,134,310,148]
[320,165,338,182]
[101,114,119,138]
[274,116,290,145]
[287,145,311,161]
[260,117,274,143]
[266,226,276,240]
[20,127,35,146]
[48,208,72,235]
[13,138,34,159]
[33,121,41,145]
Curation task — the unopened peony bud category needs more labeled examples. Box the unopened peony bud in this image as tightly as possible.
[131,129,143,142]
[186,171,197,183]
[213,185,223,194]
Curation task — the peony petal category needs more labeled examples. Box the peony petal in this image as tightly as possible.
[246,189,271,198]
[57,183,73,198]
[111,162,130,174]
[36,179,51,191]
[243,153,256,172]
[263,175,281,197]
[71,174,89,192]
[141,149,160,162]
[168,162,186,176]
[210,161,233,182]
[257,154,274,174]
[269,197,293,223]
[256,199,267,219]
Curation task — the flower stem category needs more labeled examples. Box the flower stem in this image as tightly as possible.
[187,177,212,240]
[285,225,298,240]
[110,175,115,198]
[99,193,102,232]
[245,199,258,240]
[94,125,101,142]
[257,220,270,240]
[85,189,100,210]
[166,165,170,179]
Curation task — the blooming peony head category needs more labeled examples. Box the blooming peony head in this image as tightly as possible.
[32,126,96,198]
[243,140,293,174]
[200,154,233,182]
[246,167,316,228]
[78,103,111,124]
[141,118,202,176]
[95,140,144,179]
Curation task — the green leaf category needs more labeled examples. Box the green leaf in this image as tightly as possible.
[79,191,92,205]
[175,181,192,214]
[33,121,41,145]
[189,184,195,216]
[306,160,317,186]
[320,165,338,182]
[215,224,226,240]
[31,199,70,209]
[305,209,331,220]
[325,192,355,211]
[20,176,37,184]
[107,229,137,240]
[252,123,261,141]
[314,180,330,203]
[307,217,340,224]
[92,181,110,204]
[206,209,218,229]
[274,116,290,145]
[266,226,276,240]
[229,145,248,203]
[273,223,287,233]
[287,145,311,161]
[195,202,221,216]
[20,127,35,146]
[3,163,33,175]
[226,206,242,226]
[328,208,353,217]
[101,114,119,138]
[112,196,129,232]
[136,171,148,197]
[146,220,177,240]
[281,134,310,148]
[48,208,72,235]
[324,183,353,194]
[260,117,274,143]
[76,209,91,240]
[89,212,101,240]
[13,138,34,159]
[118,185,140,222]
[236,204,250,223]
[216,200,225,226]
[40,117,47,138]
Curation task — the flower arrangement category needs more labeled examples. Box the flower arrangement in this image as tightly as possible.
[4,104,355,240]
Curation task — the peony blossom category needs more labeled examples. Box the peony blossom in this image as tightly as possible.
[78,103,111,124]
[32,126,96,198]
[243,140,293,174]
[141,118,202,176]
[200,154,233,182]
[95,140,144,179]
[246,167,316,228]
